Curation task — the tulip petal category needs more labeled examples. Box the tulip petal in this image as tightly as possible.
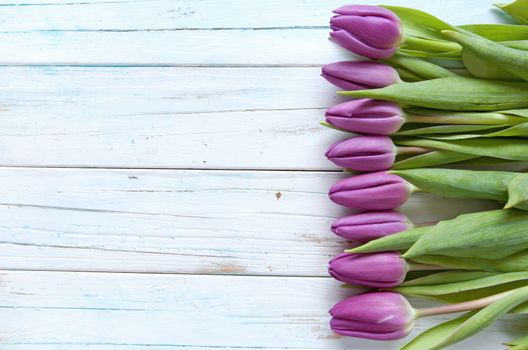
[331,210,411,241]
[329,171,411,210]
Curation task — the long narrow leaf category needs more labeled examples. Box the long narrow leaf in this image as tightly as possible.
[393,272,528,296]
[390,168,514,202]
[460,23,528,40]
[496,0,528,24]
[345,226,431,254]
[400,271,498,287]
[342,77,528,111]
[400,312,475,350]
[392,150,478,169]
[431,286,528,349]
[395,137,528,161]
[404,209,528,259]
[395,124,506,137]
[443,29,528,82]
[507,173,528,209]
[505,334,528,349]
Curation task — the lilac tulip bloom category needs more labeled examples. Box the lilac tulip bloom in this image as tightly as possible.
[330,5,402,59]
[329,252,407,288]
[321,61,400,90]
[331,210,412,242]
[325,99,405,135]
[330,291,415,340]
[325,135,396,171]
[329,171,412,210]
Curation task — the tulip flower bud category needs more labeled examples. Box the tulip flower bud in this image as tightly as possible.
[321,61,400,90]
[331,210,412,242]
[325,135,396,171]
[330,291,415,340]
[330,5,402,59]
[329,252,407,288]
[330,285,522,342]
[325,99,405,135]
[329,171,413,210]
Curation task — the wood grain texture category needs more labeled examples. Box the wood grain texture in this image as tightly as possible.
[0,167,497,275]
[0,0,509,66]
[0,0,520,348]
[0,270,526,349]
[0,66,346,169]
[0,0,509,31]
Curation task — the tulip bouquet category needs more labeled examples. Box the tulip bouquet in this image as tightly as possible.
[320,1,528,348]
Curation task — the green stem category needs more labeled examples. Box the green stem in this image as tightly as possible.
[403,36,462,52]
[397,146,432,155]
[404,111,524,125]
[407,262,449,271]
[415,290,514,318]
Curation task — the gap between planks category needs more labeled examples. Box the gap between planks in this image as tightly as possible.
[0,63,324,67]
[0,165,344,172]
[0,267,331,278]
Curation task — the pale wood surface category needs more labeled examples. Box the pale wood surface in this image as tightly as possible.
[0,0,521,348]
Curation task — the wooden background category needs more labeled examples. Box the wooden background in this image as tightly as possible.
[1,0,526,348]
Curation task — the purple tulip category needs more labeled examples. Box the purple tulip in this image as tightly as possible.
[325,99,405,135]
[330,291,415,340]
[329,171,412,210]
[330,5,402,59]
[321,61,400,90]
[329,252,407,288]
[325,135,396,171]
[331,210,412,242]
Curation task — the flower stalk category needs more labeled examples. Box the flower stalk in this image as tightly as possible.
[415,290,514,318]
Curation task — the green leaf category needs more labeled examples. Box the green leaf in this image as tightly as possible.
[443,29,528,82]
[340,77,528,111]
[403,209,528,260]
[504,109,528,118]
[411,255,495,270]
[393,272,528,296]
[405,108,528,125]
[345,225,431,254]
[427,281,528,305]
[400,312,475,350]
[507,173,528,209]
[390,168,514,202]
[453,156,526,167]
[459,24,528,40]
[505,334,528,349]
[459,40,528,81]
[395,137,528,161]
[469,123,528,138]
[496,0,528,24]
[462,45,522,81]
[398,47,460,59]
[381,5,454,40]
[402,123,528,140]
[431,286,528,349]
[392,150,478,169]
[395,124,506,137]
[383,53,455,80]
[400,271,498,287]
[414,250,528,273]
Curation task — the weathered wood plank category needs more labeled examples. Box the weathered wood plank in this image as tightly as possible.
[0,167,497,275]
[0,271,524,349]
[0,0,511,66]
[0,66,347,169]
[0,29,353,65]
[0,0,508,31]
